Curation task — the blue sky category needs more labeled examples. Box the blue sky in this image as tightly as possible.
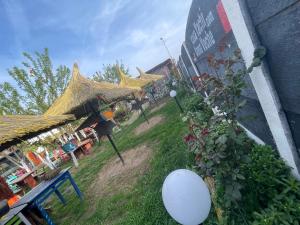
[0,0,192,84]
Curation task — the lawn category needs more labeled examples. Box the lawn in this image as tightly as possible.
[50,98,194,225]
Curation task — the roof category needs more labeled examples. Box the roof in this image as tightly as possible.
[0,114,75,150]
[45,64,135,117]
[146,58,172,74]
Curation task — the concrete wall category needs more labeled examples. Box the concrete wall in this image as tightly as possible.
[182,0,274,146]
[181,0,300,176]
[244,0,300,152]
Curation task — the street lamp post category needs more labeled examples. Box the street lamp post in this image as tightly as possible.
[160,37,182,79]
[160,37,174,63]
[170,90,184,113]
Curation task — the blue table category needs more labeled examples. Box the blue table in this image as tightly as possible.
[12,167,83,225]
[0,204,31,225]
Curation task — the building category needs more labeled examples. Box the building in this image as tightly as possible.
[146,59,173,77]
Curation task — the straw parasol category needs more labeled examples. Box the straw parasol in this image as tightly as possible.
[136,67,164,81]
[116,66,153,89]
[45,63,136,118]
[0,114,75,151]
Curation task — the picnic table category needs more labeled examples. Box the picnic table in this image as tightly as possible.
[6,167,83,225]
[0,204,31,225]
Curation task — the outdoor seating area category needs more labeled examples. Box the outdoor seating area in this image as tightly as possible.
[0,63,166,224]
[1,1,300,224]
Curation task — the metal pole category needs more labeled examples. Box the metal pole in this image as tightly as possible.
[160,37,173,62]
[139,104,149,124]
[160,37,182,79]
[174,97,184,113]
[107,134,124,165]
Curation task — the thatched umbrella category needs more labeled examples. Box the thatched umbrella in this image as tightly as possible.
[45,64,136,118]
[136,67,165,104]
[136,67,164,81]
[116,66,164,123]
[45,64,137,164]
[0,114,75,151]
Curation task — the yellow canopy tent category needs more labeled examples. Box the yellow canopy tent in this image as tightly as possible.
[45,63,136,117]
[136,67,164,81]
[0,114,75,150]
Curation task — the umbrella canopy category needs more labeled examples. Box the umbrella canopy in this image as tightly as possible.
[0,114,75,151]
[45,63,136,117]
[116,65,153,89]
[136,67,164,81]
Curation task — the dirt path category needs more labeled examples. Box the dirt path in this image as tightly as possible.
[85,144,153,218]
[133,115,164,136]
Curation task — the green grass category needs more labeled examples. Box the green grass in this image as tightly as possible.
[49,99,194,225]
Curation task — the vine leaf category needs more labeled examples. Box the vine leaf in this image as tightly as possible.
[254,46,267,59]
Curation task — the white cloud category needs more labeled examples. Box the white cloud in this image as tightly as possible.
[122,19,187,74]
[0,0,192,81]
[77,0,191,76]
[98,0,129,18]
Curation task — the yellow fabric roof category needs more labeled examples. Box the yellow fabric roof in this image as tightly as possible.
[136,67,164,81]
[116,65,154,89]
[45,64,136,116]
[0,114,75,147]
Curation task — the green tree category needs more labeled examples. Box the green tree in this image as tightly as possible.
[0,82,25,115]
[92,61,129,84]
[3,48,71,115]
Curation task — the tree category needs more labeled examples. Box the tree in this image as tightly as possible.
[2,48,71,115]
[92,61,129,84]
[0,82,25,115]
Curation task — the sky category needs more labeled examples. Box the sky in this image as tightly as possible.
[0,0,192,84]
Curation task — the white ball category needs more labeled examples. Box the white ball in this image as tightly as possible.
[162,169,211,225]
[170,90,177,98]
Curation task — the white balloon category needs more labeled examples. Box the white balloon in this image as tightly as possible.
[170,90,177,98]
[162,169,211,225]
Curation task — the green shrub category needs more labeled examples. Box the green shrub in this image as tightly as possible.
[182,47,300,224]
[239,145,300,224]
[251,176,300,225]
[176,80,192,99]
[183,93,206,112]
[242,145,290,209]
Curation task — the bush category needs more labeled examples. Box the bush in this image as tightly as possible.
[241,145,290,209]
[182,47,300,224]
[216,144,300,224]
[183,93,206,112]
[243,145,300,225]
[175,80,193,99]
[185,116,300,224]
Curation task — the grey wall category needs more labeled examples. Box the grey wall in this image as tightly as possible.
[244,0,300,151]
[183,0,275,146]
